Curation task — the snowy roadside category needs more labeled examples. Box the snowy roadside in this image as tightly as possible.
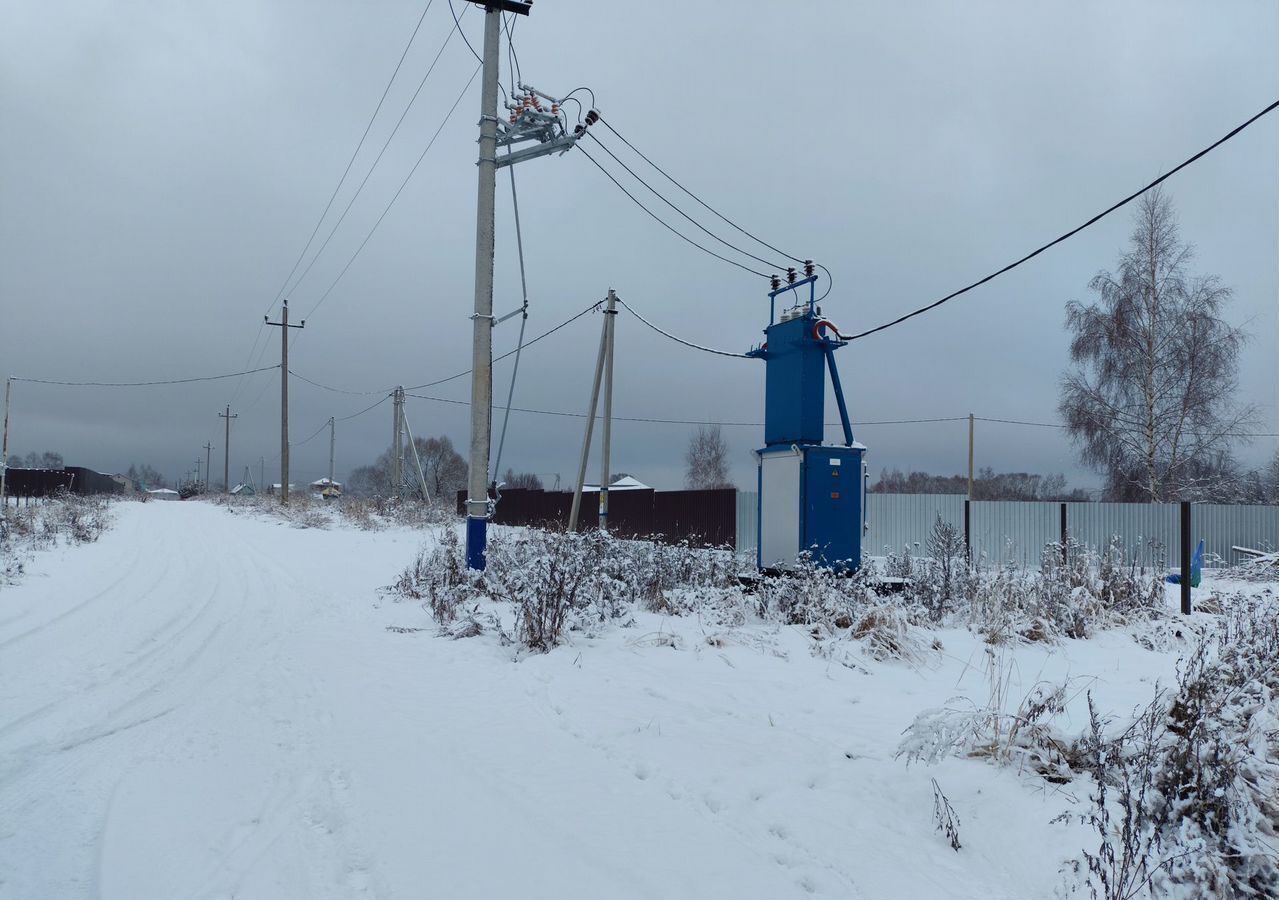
[2,500,1275,899]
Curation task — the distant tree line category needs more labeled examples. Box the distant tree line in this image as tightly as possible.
[10,450,64,470]
[873,467,1090,501]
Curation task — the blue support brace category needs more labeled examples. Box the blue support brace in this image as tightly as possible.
[822,343,854,447]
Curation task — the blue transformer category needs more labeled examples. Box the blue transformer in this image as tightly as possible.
[747,275,865,572]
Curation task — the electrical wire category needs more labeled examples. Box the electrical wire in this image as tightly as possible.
[403,390,969,428]
[586,132,788,272]
[403,299,603,391]
[282,16,462,308]
[337,393,393,421]
[614,298,751,358]
[575,143,770,278]
[973,415,1278,438]
[289,370,396,396]
[302,64,481,321]
[11,365,278,387]
[269,0,436,313]
[596,115,806,267]
[848,97,1279,342]
[448,0,482,63]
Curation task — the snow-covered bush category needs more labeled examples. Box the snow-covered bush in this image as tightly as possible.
[0,494,113,587]
[1067,603,1279,898]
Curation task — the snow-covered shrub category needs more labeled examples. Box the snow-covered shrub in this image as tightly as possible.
[393,529,476,624]
[759,552,868,627]
[917,515,971,623]
[851,603,925,662]
[1066,604,1279,898]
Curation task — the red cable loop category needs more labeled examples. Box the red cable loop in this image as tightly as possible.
[812,319,844,341]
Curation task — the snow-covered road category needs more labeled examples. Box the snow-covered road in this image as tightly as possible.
[0,501,1187,898]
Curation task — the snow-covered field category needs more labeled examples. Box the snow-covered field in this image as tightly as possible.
[0,500,1272,899]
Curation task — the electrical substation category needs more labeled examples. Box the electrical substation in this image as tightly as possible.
[748,267,866,572]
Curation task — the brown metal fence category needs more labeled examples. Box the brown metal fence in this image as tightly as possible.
[457,487,737,548]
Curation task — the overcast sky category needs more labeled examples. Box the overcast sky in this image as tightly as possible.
[2,0,1276,492]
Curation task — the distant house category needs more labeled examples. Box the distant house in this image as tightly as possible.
[581,475,651,492]
[230,483,255,496]
[266,483,296,495]
[146,488,180,501]
[310,478,341,499]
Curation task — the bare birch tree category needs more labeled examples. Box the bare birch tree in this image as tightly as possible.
[684,425,734,490]
[1059,188,1254,501]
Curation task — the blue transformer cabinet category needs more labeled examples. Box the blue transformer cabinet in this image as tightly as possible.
[747,273,866,572]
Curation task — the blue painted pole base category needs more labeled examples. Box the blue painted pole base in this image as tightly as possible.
[466,515,487,570]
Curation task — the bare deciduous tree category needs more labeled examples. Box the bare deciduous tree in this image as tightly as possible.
[1059,188,1255,502]
[345,435,467,501]
[501,469,543,490]
[684,425,734,490]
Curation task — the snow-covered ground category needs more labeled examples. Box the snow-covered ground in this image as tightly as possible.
[0,500,1265,898]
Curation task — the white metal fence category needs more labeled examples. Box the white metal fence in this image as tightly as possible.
[735,491,1279,569]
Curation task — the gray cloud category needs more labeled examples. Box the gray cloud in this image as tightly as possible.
[2,0,1276,492]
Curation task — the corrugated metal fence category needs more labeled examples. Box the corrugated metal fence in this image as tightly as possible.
[735,492,1279,568]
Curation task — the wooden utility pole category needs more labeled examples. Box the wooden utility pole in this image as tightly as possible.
[203,442,213,492]
[219,406,237,493]
[598,289,617,531]
[967,413,975,500]
[265,301,304,503]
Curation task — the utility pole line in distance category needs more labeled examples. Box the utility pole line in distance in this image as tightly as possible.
[266,301,304,503]
[220,406,237,493]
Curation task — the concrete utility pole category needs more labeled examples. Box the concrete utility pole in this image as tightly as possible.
[195,458,203,489]
[1,377,11,508]
[598,289,617,531]
[203,442,213,492]
[570,296,610,532]
[219,406,237,493]
[266,301,304,503]
[463,3,504,570]
[390,387,404,496]
[967,413,975,500]
[328,416,336,488]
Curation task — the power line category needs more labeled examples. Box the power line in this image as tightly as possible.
[11,365,278,388]
[268,0,436,313]
[596,115,806,267]
[403,299,603,391]
[337,393,393,421]
[974,415,1278,438]
[847,97,1279,342]
[448,0,482,64]
[282,14,463,308]
[575,143,770,278]
[289,370,396,396]
[614,298,751,358]
[585,132,788,272]
[403,390,968,428]
[302,64,481,321]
